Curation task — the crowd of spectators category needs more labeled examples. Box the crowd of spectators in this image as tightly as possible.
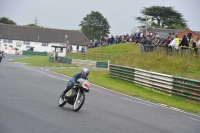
[88,34,136,48]
[135,31,200,55]
[67,30,200,56]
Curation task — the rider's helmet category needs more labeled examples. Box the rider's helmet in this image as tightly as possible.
[81,68,89,78]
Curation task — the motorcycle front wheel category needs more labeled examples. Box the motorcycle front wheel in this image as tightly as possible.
[73,94,85,112]
[58,96,67,107]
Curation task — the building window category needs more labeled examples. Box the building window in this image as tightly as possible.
[42,43,48,47]
[23,41,30,45]
[3,39,12,43]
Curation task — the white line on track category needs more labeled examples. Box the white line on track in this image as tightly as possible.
[120,97,154,107]
[187,116,200,122]
[23,67,67,81]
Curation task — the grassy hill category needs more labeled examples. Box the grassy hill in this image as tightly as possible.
[67,42,200,80]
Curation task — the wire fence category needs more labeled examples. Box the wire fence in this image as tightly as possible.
[66,50,111,60]
[140,44,200,59]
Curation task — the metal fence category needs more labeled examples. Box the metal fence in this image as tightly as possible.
[49,56,109,68]
[140,44,200,59]
[84,52,111,60]
[67,51,111,60]
[109,64,200,102]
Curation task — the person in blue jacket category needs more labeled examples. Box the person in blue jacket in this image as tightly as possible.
[60,68,89,98]
[0,51,2,63]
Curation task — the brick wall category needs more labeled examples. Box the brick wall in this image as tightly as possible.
[176,30,200,39]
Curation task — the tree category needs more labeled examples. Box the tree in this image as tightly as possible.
[135,6,188,29]
[79,11,110,40]
[0,17,16,25]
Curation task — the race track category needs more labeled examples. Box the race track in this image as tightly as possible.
[0,55,199,133]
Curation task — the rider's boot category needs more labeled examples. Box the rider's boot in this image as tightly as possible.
[60,90,67,99]
[60,86,71,98]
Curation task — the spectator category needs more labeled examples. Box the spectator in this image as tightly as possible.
[69,45,72,52]
[168,37,179,54]
[159,37,165,44]
[139,37,146,53]
[110,35,115,44]
[140,32,144,39]
[196,37,200,54]
[67,44,70,53]
[76,45,79,51]
[94,39,99,47]
[191,38,197,56]
[165,35,172,55]
[179,35,189,47]
[196,37,200,47]
[115,35,119,44]
[175,35,180,46]
[104,37,108,46]
[152,35,160,52]
[144,35,152,52]
[81,46,86,55]
[179,35,189,56]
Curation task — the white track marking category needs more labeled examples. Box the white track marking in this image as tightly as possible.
[23,67,67,81]
[121,97,154,107]
[187,116,200,122]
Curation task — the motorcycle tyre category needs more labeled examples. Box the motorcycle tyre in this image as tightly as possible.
[58,96,67,107]
[73,94,85,112]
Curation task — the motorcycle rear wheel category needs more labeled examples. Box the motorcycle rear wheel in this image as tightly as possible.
[58,96,67,107]
[73,94,85,112]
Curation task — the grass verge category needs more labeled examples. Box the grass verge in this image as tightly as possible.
[11,56,78,67]
[52,67,200,115]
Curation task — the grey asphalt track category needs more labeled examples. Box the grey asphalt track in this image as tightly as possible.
[0,55,200,133]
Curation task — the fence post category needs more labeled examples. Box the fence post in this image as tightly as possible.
[108,60,110,70]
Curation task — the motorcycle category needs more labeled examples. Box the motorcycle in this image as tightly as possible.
[58,78,90,112]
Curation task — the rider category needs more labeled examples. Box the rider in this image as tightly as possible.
[60,68,90,98]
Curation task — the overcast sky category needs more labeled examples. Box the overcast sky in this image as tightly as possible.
[0,0,200,36]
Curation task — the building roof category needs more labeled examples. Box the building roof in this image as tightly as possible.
[143,28,184,35]
[142,28,200,37]
[194,31,200,36]
[0,24,90,46]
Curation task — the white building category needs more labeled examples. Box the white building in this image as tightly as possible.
[0,24,90,57]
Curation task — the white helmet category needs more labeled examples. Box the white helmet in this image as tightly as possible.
[81,68,89,78]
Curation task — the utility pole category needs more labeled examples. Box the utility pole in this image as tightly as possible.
[145,16,147,35]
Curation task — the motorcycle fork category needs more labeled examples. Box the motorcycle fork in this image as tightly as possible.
[75,89,80,103]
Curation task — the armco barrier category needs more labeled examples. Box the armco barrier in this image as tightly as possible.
[96,62,108,68]
[133,68,173,95]
[173,77,200,102]
[22,50,47,56]
[49,56,54,62]
[109,65,134,83]
[109,64,200,102]
[58,57,72,64]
